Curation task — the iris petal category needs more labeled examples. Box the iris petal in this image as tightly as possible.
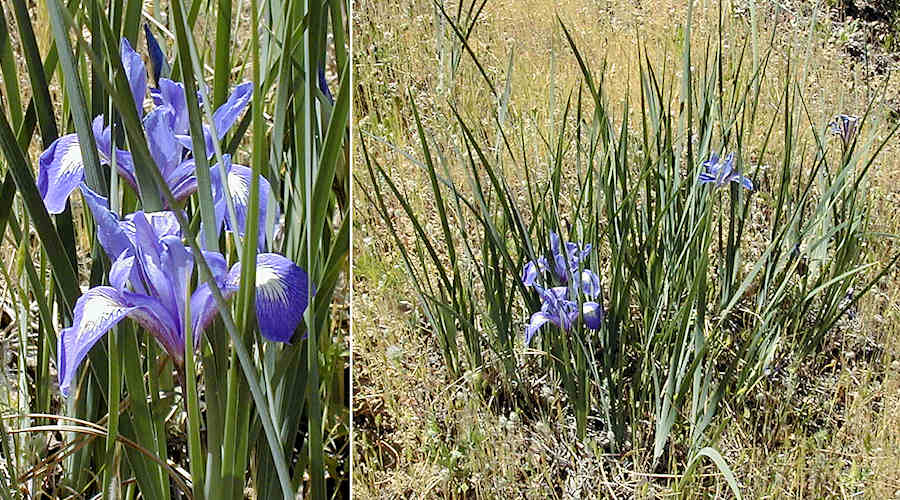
[317,66,334,104]
[525,311,551,345]
[165,158,198,201]
[152,79,189,134]
[175,128,215,158]
[37,134,86,214]
[141,211,183,240]
[580,270,602,298]
[120,290,183,361]
[226,253,312,343]
[92,116,137,189]
[130,212,178,316]
[199,250,229,280]
[120,38,148,117]
[58,287,133,397]
[212,82,253,140]
[583,302,604,330]
[144,107,183,177]
[189,279,239,344]
[80,185,134,260]
[210,156,278,250]
[522,260,540,286]
[158,234,195,326]
[109,250,136,291]
[171,175,199,202]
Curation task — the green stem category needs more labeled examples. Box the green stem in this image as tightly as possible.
[183,286,205,500]
[202,327,226,499]
[221,347,243,499]
[102,327,121,498]
[304,0,324,496]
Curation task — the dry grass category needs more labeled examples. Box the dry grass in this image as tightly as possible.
[352,0,900,497]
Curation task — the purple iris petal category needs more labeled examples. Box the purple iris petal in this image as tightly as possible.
[80,185,134,260]
[553,253,570,283]
[120,38,148,118]
[151,79,189,133]
[80,187,149,295]
[580,270,601,298]
[175,127,215,158]
[318,66,334,104]
[119,290,182,359]
[131,212,178,306]
[129,210,182,240]
[144,107,183,179]
[92,117,137,189]
[37,134,85,214]
[212,82,253,140]
[151,79,251,159]
[546,232,594,283]
[522,257,547,287]
[158,234,195,324]
[186,257,232,348]
[525,311,552,345]
[109,251,135,291]
[199,250,230,279]
[189,283,226,341]
[58,287,134,397]
[161,158,203,203]
[550,240,566,280]
[58,287,180,397]
[583,302,604,330]
[210,155,278,251]
[225,253,313,343]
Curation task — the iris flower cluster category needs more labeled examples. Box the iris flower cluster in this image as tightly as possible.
[697,152,754,191]
[40,30,312,397]
[521,232,604,345]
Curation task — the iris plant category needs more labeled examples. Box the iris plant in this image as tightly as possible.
[39,32,312,397]
[522,232,604,345]
[698,152,754,190]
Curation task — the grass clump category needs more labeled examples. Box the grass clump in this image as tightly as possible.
[355,0,900,496]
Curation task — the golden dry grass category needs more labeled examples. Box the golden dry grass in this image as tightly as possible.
[352,0,900,497]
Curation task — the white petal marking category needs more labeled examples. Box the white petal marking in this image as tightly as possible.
[227,171,250,203]
[256,265,288,304]
[60,142,84,177]
[79,295,127,336]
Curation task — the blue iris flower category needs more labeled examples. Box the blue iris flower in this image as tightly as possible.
[521,232,604,344]
[58,187,312,397]
[698,152,754,191]
[524,286,578,345]
[522,232,599,293]
[150,77,252,159]
[829,114,859,149]
[36,38,266,247]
